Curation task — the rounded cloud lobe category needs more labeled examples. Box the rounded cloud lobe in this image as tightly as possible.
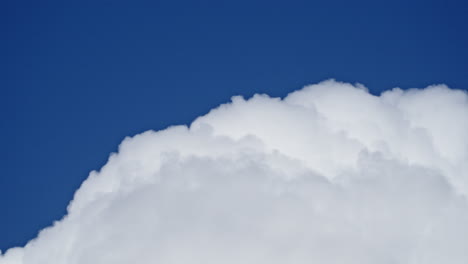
[2,80,468,263]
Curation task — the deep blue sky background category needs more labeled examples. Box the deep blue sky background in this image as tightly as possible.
[1,0,467,251]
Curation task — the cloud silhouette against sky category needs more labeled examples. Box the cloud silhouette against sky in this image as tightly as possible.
[1,80,467,263]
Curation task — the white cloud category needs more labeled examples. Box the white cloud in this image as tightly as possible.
[1,80,468,263]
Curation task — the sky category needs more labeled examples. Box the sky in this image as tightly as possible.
[1,0,468,257]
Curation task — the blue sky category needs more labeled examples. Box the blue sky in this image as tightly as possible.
[1,0,467,251]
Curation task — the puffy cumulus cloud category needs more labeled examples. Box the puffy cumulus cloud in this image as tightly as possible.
[1,80,468,264]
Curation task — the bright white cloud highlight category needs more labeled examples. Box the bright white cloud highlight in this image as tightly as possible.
[1,80,468,263]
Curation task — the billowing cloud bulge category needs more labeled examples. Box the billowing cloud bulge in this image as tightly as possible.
[2,80,468,263]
